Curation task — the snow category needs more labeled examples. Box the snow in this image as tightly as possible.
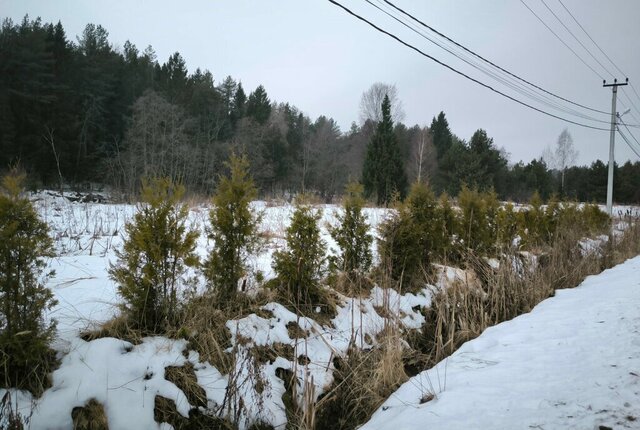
[0,193,425,429]
[362,255,640,430]
[2,192,639,429]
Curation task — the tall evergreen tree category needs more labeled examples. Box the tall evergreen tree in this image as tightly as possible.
[430,111,453,159]
[362,95,407,205]
[230,83,247,130]
[246,84,271,124]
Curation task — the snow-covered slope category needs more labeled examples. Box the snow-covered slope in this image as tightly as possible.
[362,255,640,430]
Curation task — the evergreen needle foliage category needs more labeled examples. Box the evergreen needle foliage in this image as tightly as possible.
[205,154,263,303]
[272,199,326,314]
[110,178,199,333]
[330,182,372,275]
[362,95,407,206]
[0,169,56,393]
[378,182,443,290]
[457,185,500,254]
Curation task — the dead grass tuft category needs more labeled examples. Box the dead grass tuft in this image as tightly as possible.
[165,364,207,409]
[314,328,407,430]
[80,314,143,345]
[72,398,108,430]
[153,395,234,430]
[286,321,308,339]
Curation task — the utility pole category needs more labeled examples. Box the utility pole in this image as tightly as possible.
[603,78,628,216]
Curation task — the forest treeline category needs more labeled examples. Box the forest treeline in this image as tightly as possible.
[1,16,639,203]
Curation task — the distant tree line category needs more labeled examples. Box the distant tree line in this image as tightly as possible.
[1,17,639,203]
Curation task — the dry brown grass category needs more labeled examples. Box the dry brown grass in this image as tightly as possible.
[80,314,143,345]
[314,319,407,430]
[422,218,640,365]
[165,364,207,410]
[72,399,108,430]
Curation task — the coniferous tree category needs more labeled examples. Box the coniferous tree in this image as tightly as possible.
[0,169,56,393]
[430,111,453,159]
[231,83,247,124]
[109,178,199,333]
[362,95,407,205]
[246,85,271,125]
[272,199,326,314]
[330,182,372,274]
[378,182,442,289]
[205,154,263,303]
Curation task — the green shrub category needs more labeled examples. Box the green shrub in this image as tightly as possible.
[457,185,499,254]
[580,203,610,234]
[520,191,545,246]
[272,199,327,314]
[205,154,263,303]
[378,182,443,290]
[495,202,519,248]
[110,178,199,333]
[0,170,56,393]
[330,182,372,275]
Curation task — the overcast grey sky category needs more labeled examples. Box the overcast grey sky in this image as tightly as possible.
[2,0,639,165]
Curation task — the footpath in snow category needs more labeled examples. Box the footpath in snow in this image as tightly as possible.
[363,255,640,430]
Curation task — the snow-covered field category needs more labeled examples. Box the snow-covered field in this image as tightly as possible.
[2,193,435,429]
[362,255,640,430]
[2,192,639,429]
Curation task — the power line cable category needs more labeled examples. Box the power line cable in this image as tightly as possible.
[520,0,604,80]
[539,0,613,78]
[556,0,625,76]
[366,0,612,124]
[616,126,640,159]
[522,0,640,127]
[618,95,640,127]
[618,117,640,150]
[379,0,611,116]
[619,88,640,125]
[327,0,610,130]
[556,0,640,111]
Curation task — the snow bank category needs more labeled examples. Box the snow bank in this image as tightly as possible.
[362,255,640,430]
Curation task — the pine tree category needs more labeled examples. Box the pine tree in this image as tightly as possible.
[0,169,56,393]
[109,178,199,333]
[205,154,263,303]
[330,182,372,274]
[362,95,407,205]
[272,200,326,314]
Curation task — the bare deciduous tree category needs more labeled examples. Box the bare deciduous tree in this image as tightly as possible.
[543,128,578,192]
[410,126,437,184]
[359,82,405,125]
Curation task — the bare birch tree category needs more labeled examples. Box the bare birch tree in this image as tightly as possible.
[543,128,578,193]
[359,82,405,125]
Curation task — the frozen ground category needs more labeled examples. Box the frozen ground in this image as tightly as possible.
[362,255,640,430]
[1,192,638,429]
[1,193,430,429]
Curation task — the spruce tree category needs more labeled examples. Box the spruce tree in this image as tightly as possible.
[246,84,271,124]
[109,178,199,333]
[330,182,372,274]
[205,154,263,303]
[0,170,56,393]
[429,111,453,159]
[272,200,326,314]
[362,95,407,206]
